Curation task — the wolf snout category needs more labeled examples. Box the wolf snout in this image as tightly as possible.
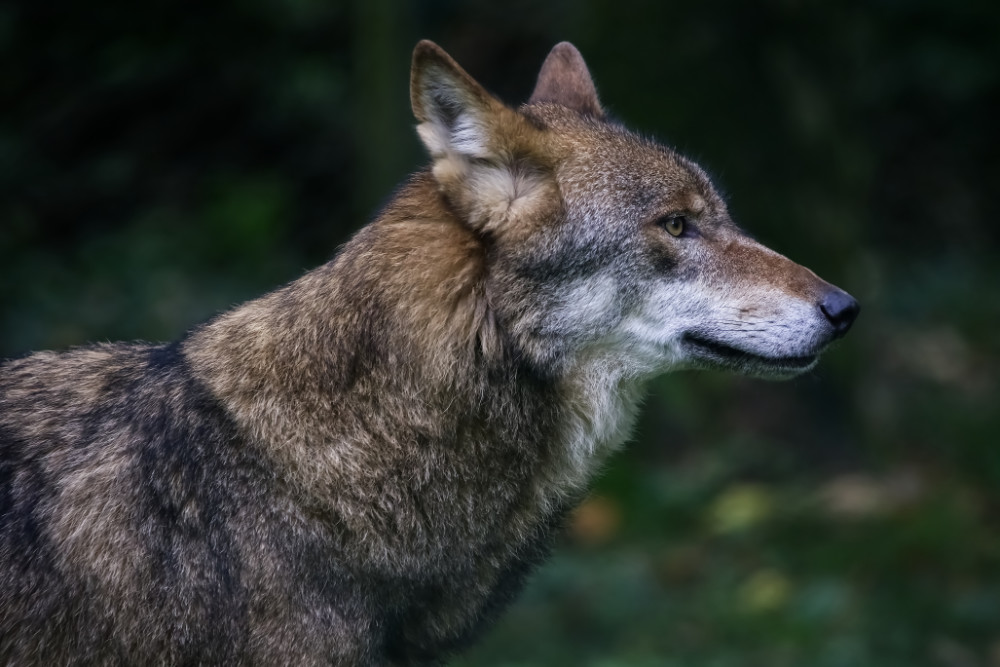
[818,288,860,339]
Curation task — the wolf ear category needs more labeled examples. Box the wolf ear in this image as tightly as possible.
[411,40,506,162]
[410,41,557,234]
[528,42,603,117]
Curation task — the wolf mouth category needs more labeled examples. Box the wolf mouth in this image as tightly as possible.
[682,332,818,371]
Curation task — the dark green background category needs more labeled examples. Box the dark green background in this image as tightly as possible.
[2,1,998,665]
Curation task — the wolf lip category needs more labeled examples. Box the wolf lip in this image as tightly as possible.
[682,332,817,370]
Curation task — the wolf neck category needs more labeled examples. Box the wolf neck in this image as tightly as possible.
[184,173,640,513]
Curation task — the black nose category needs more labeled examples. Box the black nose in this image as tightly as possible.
[819,288,860,339]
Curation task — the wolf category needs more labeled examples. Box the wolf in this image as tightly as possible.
[0,40,858,665]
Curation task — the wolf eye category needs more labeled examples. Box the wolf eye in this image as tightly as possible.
[659,214,686,237]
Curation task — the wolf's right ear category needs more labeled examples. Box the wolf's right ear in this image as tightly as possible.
[528,42,603,117]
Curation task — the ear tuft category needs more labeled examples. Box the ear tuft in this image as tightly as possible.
[528,42,603,117]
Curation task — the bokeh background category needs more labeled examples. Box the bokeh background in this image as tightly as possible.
[2,1,998,665]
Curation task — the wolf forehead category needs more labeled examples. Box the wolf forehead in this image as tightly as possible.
[525,114,727,223]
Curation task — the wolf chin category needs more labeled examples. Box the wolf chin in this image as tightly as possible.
[0,41,858,665]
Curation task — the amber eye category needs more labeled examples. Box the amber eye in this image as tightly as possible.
[660,214,686,237]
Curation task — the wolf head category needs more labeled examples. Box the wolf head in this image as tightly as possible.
[411,41,858,381]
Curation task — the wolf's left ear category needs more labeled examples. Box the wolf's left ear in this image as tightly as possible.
[529,42,603,117]
[411,40,507,162]
[410,41,557,234]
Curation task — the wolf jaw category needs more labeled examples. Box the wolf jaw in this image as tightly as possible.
[682,332,819,375]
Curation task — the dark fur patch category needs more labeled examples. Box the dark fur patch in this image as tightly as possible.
[1,344,258,662]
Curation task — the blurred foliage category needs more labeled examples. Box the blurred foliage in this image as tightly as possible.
[1,0,999,665]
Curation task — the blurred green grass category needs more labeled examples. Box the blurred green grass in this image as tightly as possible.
[457,421,1000,667]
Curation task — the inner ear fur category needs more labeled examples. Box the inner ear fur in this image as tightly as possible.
[528,42,603,117]
[409,40,560,235]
